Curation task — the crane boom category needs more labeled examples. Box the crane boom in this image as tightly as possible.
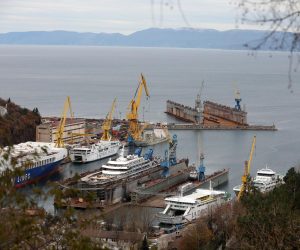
[55,96,73,148]
[101,98,117,141]
[237,135,256,200]
[126,74,150,141]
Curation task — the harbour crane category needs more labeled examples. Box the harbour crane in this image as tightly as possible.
[126,74,150,142]
[195,80,204,112]
[55,96,73,148]
[237,135,256,201]
[195,81,204,124]
[101,98,117,141]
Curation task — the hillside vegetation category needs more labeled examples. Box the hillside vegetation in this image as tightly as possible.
[0,98,41,147]
[179,167,300,249]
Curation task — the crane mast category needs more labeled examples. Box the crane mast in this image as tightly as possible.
[126,74,150,142]
[237,135,256,200]
[234,84,242,111]
[55,96,73,148]
[101,98,117,141]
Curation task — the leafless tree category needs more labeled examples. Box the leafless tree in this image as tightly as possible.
[237,0,300,90]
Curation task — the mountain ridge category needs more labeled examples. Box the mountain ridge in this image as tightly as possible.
[0,28,288,50]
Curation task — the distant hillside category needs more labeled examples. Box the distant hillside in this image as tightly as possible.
[0,98,41,147]
[0,28,291,50]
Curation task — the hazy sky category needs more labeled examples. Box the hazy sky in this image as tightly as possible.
[0,0,247,34]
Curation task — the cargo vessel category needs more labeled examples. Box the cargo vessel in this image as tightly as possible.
[0,142,67,187]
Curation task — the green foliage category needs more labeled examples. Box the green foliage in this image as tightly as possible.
[236,167,300,249]
[180,167,300,250]
[0,98,41,147]
[0,147,103,249]
[140,235,149,250]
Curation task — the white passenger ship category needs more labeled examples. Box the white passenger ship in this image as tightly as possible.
[69,140,121,163]
[0,142,67,187]
[80,147,160,185]
[157,185,230,225]
[233,166,284,195]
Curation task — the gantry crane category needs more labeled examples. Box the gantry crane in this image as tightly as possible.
[126,74,150,142]
[101,98,117,141]
[237,135,256,201]
[55,96,73,148]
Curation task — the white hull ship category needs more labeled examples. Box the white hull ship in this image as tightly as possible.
[157,186,230,225]
[80,147,160,186]
[233,165,284,195]
[69,140,121,163]
[0,142,67,187]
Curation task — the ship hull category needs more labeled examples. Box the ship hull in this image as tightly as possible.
[15,160,63,188]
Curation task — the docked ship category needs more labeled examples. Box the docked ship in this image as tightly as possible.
[69,140,121,163]
[80,146,160,185]
[157,184,230,225]
[233,166,284,195]
[0,142,67,187]
[57,147,162,206]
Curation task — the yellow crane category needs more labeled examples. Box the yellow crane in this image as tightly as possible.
[237,135,256,201]
[101,98,117,141]
[55,96,73,148]
[126,74,150,142]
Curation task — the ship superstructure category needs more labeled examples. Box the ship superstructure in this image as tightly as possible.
[80,147,160,185]
[69,140,121,163]
[157,185,230,225]
[233,166,284,195]
[0,142,67,187]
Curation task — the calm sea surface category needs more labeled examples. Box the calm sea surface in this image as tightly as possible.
[1,45,300,211]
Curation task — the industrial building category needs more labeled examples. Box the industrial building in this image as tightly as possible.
[36,117,86,144]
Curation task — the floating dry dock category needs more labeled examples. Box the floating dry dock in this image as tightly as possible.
[166,123,276,131]
[165,97,276,131]
[131,168,229,204]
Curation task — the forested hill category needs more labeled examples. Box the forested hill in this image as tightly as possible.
[0,98,41,147]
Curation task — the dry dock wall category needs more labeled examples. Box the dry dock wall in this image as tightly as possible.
[187,169,229,194]
[165,99,249,127]
[166,100,199,123]
[203,101,247,126]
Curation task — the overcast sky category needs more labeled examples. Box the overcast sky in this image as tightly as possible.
[0,0,249,34]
